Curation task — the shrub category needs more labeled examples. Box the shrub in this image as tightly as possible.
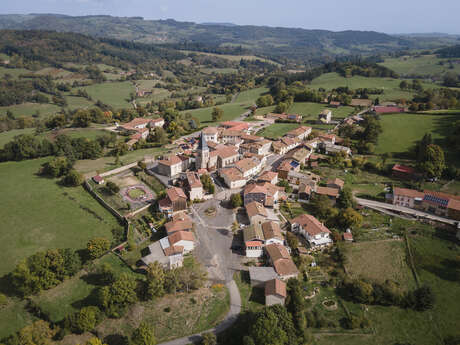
[87,237,110,259]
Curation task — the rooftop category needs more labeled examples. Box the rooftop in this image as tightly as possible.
[265,278,287,298]
[291,214,331,236]
[246,201,268,218]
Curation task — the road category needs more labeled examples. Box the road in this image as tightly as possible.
[356,197,457,225]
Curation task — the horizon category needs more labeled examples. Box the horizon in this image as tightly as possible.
[2,12,460,36]
[1,0,460,35]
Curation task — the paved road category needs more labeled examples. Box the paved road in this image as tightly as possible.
[356,198,457,225]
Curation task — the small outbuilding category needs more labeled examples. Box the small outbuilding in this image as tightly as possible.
[265,278,287,306]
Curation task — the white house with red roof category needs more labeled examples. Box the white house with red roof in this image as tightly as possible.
[290,214,332,249]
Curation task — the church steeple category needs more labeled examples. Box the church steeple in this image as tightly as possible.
[196,131,210,170]
[198,132,208,151]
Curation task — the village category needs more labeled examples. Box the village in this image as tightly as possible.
[88,104,460,311]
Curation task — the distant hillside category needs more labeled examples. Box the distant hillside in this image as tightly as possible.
[0,14,419,63]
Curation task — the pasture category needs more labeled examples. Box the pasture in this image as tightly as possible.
[0,128,35,148]
[344,240,416,290]
[375,113,458,166]
[379,54,460,77]
[0,102,61,118]
[82,81,135,109]
[0,158,121,276]
[309,72,436,102]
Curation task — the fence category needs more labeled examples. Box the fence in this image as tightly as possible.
[84,180,128,227]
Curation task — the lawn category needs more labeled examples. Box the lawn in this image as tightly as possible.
[375,113,459,167]
[82,81,135,109]
[379,54,460,77]
[0,102,61,118]
[0,299,36,339]
[0,158,122,276]
[256,123,300,139]
[65,95,95,109]
[234,87,269,103]
[180,102,248,125]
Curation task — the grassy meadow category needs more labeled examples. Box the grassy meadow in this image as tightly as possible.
[0,158,122,276]
[379,54,460,77]
[82,81,135,109]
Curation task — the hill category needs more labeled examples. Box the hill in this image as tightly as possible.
[0,14,426,63]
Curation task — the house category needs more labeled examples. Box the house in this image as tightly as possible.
[290,214,332,249]
[258,171,278,185]
[220,121,250,132]
[165,212,193,235]
[265,244,299,280]
[244,183,279,207]
[158,187,188,215]
[318,109,332,124]
[265,279,287,306]
[315,186,340,202]
[202,127,219,143]
[286,147,311,165]
[321,142,351,156]
[298,183,312,201]
[150,118,165,128]
[285,126,312,141]
[393,187,424,208]
[119,118,152,131]
[235,157,262,178]
[329,101,341,108]
[392,164,415,179]
[343,229,353,242]
[318,133,336,145]
[219,167,246,189]
[266,113,302,123]
[287,170,320,189]
[168,231,195,253]
[239,139,272,156]
[327,178,344,191]
[157,155,184,177]
[186,172,204,201]
[243,223,265,258]
[221,129,244,145]
[246,201,268,225]
[214,146,239,168]
[249,266,278,287]
[272,137,301,155]
[421,190,460,219]
[141,240,183,269]
[262,221,284,245]
[92,175,104,185]
[278,159,301,179]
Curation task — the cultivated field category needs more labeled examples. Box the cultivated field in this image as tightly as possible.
[0,158,122,276]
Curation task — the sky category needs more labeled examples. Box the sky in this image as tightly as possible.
[2,0,460,34]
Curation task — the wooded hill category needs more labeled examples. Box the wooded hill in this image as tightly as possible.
[0,14,437,63]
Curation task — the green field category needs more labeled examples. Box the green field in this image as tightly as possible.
[0,102,61,118]
[234,87,269,103]
[65,95,95,109]
[0,158,122,276]
[310,73,436,102]
[256,123,300,139]
[380,54,460,77]
[181,102,247,125]
[375,113,458,166]
[288,102,355,120]
[0,128,35,148]
[0,299,36,339]
[82,81,135,109]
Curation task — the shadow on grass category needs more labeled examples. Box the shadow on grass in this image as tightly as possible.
[249,287,265,305]
[70,287,100,310]
[104,334,129,345]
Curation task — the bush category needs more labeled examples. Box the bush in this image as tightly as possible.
[105,181,120,195]
[87,237,110,259]
[69,306,101,333]
[61,169,83,187]
[0,293,7,307]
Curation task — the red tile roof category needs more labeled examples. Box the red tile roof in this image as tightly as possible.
[392,164,415,174]
[315,186,339,198]
[291,214,331,236]
[246,201,268,218]
[393,187,424,199]
[168,231,195,245]
[265,278,287,297]
[166,187,187,202]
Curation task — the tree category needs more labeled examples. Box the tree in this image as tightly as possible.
[85,338,108,345]
[419,144,445,178]
[41,156,73,177]
[97,273,138,317]
[16,320,56,345]
[337,187,355,209]
[146,262,165,299]
[61,169,83,187]
[105,181,120,195]
[230,193,243,208]
[310,194,333,221]
[96,263,116,285]
[70,306,101,333]
[415,133,432,163]
[339,208,363,230]
[211,107,224,121]
[286,232,298,251]
[72,110,92,128]
[200,174,215,195]
[87,237,110,259]
[131,322,156,345]
[152,127,168,145]
[201,332,217,345]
